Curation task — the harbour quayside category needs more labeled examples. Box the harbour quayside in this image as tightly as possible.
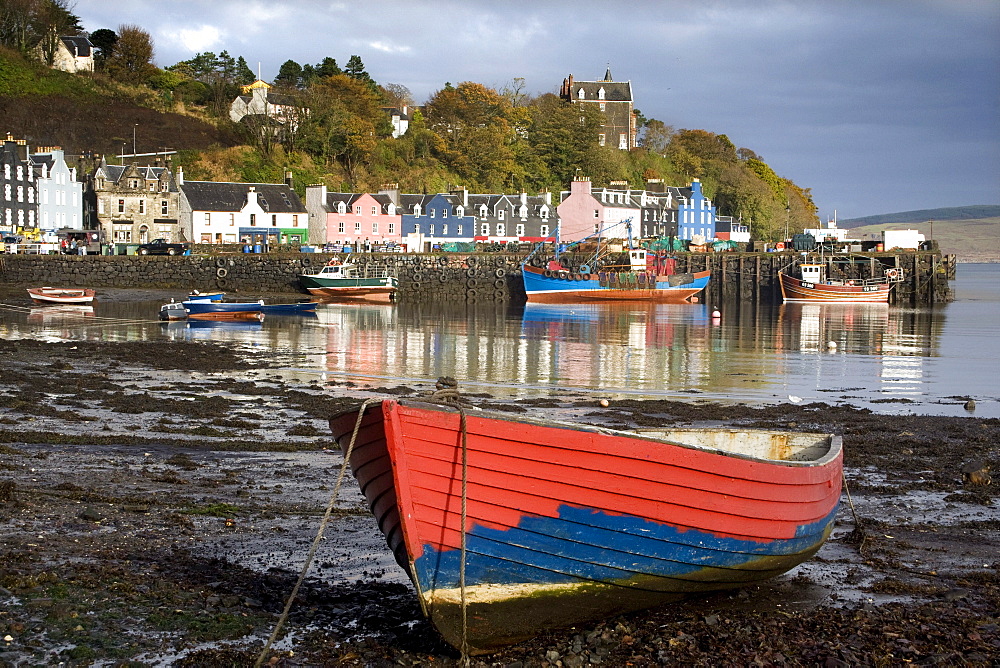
[521,219,711,303]
[330,397,842,654]
[298,255,398,302]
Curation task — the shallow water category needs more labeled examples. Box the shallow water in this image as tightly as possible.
[1,263,997,417]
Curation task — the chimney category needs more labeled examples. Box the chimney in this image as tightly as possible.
[542,190,552,205]
[247,186,259,207]
[285,170,293,188]
[176,165,184,186]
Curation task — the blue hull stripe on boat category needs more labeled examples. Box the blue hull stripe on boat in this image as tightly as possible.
[522,271,709,295]
[413,504,838,590]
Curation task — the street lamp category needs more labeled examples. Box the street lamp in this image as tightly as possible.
[784,203,790,243]
[133,124,138,156]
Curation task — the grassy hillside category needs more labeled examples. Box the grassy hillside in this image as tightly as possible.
[0,50,238,158]
[839,205,1000,228]
[848,217,1000,262]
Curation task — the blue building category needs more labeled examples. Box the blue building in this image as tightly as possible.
[676,179,717,241]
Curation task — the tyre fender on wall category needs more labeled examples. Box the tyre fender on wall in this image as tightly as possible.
[216,268,229,278]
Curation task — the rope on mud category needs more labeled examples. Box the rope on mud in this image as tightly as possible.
[254,397,379,668]
[841,469,868,551]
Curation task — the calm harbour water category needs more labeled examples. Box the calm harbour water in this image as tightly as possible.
[2,263,998,418]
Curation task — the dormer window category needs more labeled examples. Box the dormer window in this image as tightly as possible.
[455,206,464,217]
[337,202,346,214]
[577,88,585,99]
[413,204,421,216]
[598,87,606,100]
[519,205,527,219]
[498,210,505,220]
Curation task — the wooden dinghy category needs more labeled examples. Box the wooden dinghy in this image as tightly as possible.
[329,399,842,654]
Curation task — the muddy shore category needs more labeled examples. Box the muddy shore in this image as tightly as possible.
[1,332,998,666]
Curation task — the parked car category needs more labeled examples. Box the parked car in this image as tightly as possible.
[137,239,189,256]
[1,235,24,253]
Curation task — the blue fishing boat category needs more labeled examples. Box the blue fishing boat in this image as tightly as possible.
[521,220,710,304]
[182,298,263,320]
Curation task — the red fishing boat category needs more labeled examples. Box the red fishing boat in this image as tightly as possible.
[330,399,842,654]
[779,262,900,303]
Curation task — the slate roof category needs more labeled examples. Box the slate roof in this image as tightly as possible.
[61,35,92,57]
[181,181,305,213]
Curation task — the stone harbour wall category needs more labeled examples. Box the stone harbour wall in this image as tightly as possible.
[0,250,953,304]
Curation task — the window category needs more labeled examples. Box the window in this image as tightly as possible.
[619,133,627,149]
[577,88,585,99]
[441,224,447,235]
[429,224,435,235]
[229,213,235,226]
[3,185,8,200]
[371,206,377,215]
[442,209,448,218]
[148,183,154,192]
[250,213,256,226]
[204,212,211,226]
[16,186,23,202]
[598,87,605,100]
[98,198,105,214]
[355,221,361,233]
[413,204,421,216]
[540,224,549,237]
[118,199,125,213]
[272,214,277,226]
[496,223,505,236]
[292,214,299,227]
[388,222,395,234]
[540,208,548,219]
[338,221,345,233]
[480,223,489,236]
[355,206,361,215]
[498,210,505,220]
[515,224,525,236]
[372,221,378,233]
[138,199,145,214]
[600,102,606,112]
[430,209,435,218]
[594,209,599,218]
[456,224,462,235]
[16,166,23,180]
[338,202,346,214]
[161,200,168,215]
[129,179,138,188]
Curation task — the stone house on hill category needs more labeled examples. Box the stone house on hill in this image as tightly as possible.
[559,69,637,150]
[230,79,305,132]
[42,35,94,73]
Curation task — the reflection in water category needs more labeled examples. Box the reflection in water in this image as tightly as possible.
[2,275,994,415]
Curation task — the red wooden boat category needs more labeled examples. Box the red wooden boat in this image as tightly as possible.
[330,399,842,654]
[779,263,899,303]
[27,286,96,304]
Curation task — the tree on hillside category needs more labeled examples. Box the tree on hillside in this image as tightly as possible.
[88,27,116,67]
[234,55,254,85]
[639,119,673,155]
[274,59,302,88]
[381,82,412,110]
[104,24,155,84]
[522,93,604,190]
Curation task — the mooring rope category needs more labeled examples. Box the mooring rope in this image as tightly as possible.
[841,468,867,551]
[254,397,379,668]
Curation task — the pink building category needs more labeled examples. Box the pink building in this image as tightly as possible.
[556,176,636,243]
[305,185,402,249]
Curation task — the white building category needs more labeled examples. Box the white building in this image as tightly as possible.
[31,147,82,235]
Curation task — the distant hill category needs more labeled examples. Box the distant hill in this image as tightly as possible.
[839,205,1000,229]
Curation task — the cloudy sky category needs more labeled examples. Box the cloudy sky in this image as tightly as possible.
[72,0,999,220]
